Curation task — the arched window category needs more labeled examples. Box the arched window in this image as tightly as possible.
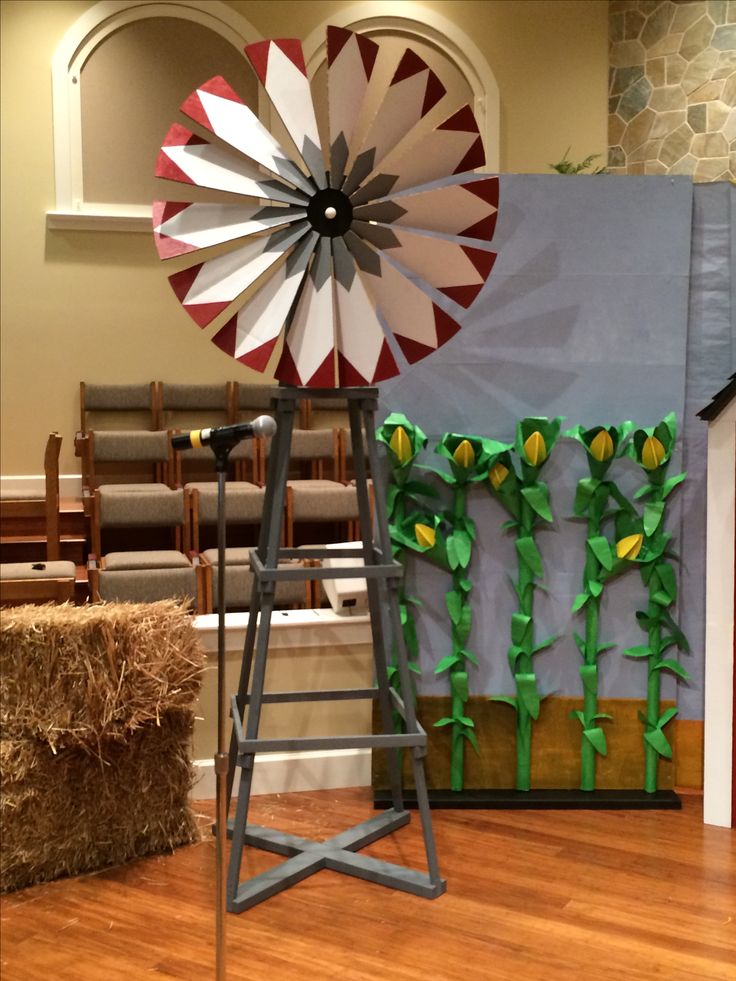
[49,0,261,230]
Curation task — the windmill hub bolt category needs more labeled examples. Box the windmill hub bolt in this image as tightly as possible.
[307,188,353,237]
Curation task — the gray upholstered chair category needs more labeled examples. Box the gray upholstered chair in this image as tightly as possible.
[160,382,244,485]
[88,487,204,610]
[0,433,76,606]
[77,429,175,514]
[79,382,159,432]
[199,547,310,613]
[188,481,267,554]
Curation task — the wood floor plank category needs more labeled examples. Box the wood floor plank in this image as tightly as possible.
[1,790,733,980]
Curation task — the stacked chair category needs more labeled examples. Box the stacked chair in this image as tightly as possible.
[0,433,77,605]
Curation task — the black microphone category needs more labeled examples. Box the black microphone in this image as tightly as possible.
[171,415,277,450]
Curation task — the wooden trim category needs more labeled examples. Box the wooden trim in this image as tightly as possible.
[0,577,75,606]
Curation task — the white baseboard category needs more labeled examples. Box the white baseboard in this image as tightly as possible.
[0,474,82,499]
[190,748,372,800]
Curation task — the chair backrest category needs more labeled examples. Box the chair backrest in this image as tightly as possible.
[92,487,188,555]
[304,396,349,432]
[80,382,159,431]
[159,382,235,430]
[82,430,174,492]
[44,432,63,561]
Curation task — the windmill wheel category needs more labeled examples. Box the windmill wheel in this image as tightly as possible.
[154,27,499,388]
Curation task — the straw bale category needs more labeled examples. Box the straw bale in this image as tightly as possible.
[0,600,205,752]
[1,710,200,893]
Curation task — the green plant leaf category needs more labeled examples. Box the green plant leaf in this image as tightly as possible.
[433,717,455,728]
[580,663,598,695]
[644,501,665,537]
[457,715,475,728]
[644,727,672,758]
[583,726,608,756]
[572,591,590,613]
[597,642,616,655]
[491,695,517,711]
[446,590,463,624]
[570,709,585,724]
[658,706,679,727]
[634,484,654,500]
[511,613,533,648]
[533,635,558,655]
[623,645,652,658]
[464,726,480,754]
[573,477,599,515]
[572,631,586,656]
[588,579,603,598]
[522,482,553,522]
[434,652,460,674]
[653,658,690,680]
[507,644,524,670]
[662,472,686,499]
[652,590,674,607]
[452,670,469,701]
[655,562,677,603]
[516,536,543,577]
[460,648,480,667]
[515,672,540,719]
[452,530,473,568]
[587,535,613,571]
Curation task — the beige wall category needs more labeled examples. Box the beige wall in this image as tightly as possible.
[0,0,608,475]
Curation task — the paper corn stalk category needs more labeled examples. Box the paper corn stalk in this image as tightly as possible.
[566,422,635,790]
[376,414,438,712]
[486,417,563,791]
[625,413,689,793]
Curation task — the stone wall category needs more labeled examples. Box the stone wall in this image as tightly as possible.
[608,0,735,179]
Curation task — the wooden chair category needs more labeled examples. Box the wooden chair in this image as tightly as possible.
[77,429,176,513]
[0,433,76,606]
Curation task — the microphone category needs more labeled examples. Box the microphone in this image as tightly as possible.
[171,415,277,450]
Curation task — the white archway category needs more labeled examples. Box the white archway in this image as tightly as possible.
[48,0,262,230]
[303,1,500,172]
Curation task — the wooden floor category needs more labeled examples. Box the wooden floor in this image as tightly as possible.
[1,789,734,980]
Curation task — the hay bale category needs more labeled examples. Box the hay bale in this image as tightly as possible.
[0,602,206,893]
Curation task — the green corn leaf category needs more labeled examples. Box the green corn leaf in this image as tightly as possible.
[515,672,541,719]
[533,634,558,655]
[454,604,472,643]
[593,712,613,721]
[588,579,603,598]
[580,663,598,695]
[458,715,475,728]
[572,591,590,613]
[408,662,422,675]
[597,642,616,655]
[574,477,599,516]
[511,613,533,648]
[655,562,677,603]
[516,536,544,577]
[507,644,524,669]
[458,576,473,594]
[583,726,608,756]
[521,482,553,522]
[434,652,460,674]
[637,710,649,726]
[501,519,519,532]
[637,610,663,629]
[644,501,665,536]
[662,472,686,499]
[402,479,440,499]
[661,610,690,652]
[452,530,473,569]
[572,631,586,656]
[386,665,398,684]
[492,695,518,711]
[434,717,455,728]
[446,590,463,624]
[623,645,652,658]
[653,590,674,607]
[644,727,672,758]
[445,534,459,570]
[587,536,613,571]
[570,709,586,725]
[386,484,400,513]
[653,658,690,680]
[452,670,469,701]
[464,726,480,754]
[461,648,480,667]
[658,706,679,727]
[634,483,655,500]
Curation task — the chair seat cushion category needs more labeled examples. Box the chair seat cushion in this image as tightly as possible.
[287,480,358,521]
[201,547,251,566]
[104,550,190,571]
[187,482,265,524]
[98,483,171,495]
[97,566,197,603]
[0,561,76,581]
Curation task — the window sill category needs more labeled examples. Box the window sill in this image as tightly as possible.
[46,207,152,232]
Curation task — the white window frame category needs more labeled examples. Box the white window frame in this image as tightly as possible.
[303,1,500,172]
[48,0,262,232]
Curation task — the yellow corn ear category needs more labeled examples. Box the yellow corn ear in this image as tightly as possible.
[389,426,412,464]
[523,431,547,467]
[414,523,436,549]
[641,435,666,470]
[489,462,509,490]
[589,429,614,462]
[616,533,643,560]
[453,439,475,468]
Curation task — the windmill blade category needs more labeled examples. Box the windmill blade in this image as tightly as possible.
[349,104,486,205]
[168,221,310,328]
[332,237,399,385]
[345,232,461,365]
[153,201,306,259]
[212,231,318,370]
[353,221,496,308]
[276,239,336,386]
[156,124,309,206]
[245,39,327,189]
[342,48,446,197]
[180,76,316,197]
[326,26,379,189]
[353,176,499,243]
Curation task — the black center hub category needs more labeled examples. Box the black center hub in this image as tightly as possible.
[307,188,353,237]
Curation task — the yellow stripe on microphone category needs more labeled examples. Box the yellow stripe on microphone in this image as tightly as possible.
[190,429,203,449]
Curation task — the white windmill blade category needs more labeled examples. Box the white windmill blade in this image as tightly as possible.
[245,39,327,190]
[345,232,461,365]
[349,104,486,205]
[325,26,379,189]
[212,231,318,371]
[332,237,399,386]
[179,76,317,197]
[353,221,496,309]
[341,48,447,198]
[276,239,337,386]
[152,201,306,259]
[353,175,499,244]
[156,124,309,206]
[168,221,310,328]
